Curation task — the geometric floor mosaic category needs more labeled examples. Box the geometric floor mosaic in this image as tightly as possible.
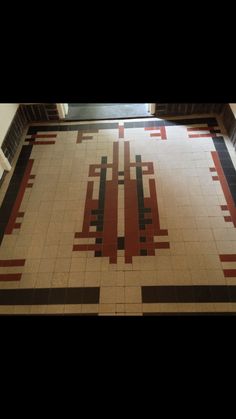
[1,116,236,315]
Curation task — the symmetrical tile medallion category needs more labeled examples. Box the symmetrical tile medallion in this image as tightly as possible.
[1,116,236,315]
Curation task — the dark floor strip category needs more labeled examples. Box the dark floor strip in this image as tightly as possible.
[142,285,236,303]
[0,145,33,244]
[143,312,236,316]
[124,117,218,129]
[212,136,236,205]
[27,123,119,135]
[0,287,100,305]
[0,313,98,316]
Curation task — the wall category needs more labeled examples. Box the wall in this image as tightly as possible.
[155,103,226,116]
[0,104,19,147]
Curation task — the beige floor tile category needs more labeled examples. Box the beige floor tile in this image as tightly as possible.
[54,258,71,273]
[99,304,116,313]
[125,287,141,304]
[125,304,142,313]
[35,273,53,288]
[70,258,86,272]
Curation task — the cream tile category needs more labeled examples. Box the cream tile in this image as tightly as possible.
[84,271,101,286]
[125,304,142,313]
[54,258,71,273]
[51,272,69,287]
[70,258,86,272]
[68,272,85,287]
[125,287,141,304]
[38,258,56,273]
[23,259,40,274]
[99,304,116,313]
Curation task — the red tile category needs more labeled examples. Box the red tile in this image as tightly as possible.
[0,259,25,267]
[13,223,21,229]
[187,127,218,132]
[210,167,217,172]
[31,134,57,138]
[223,269,236,277]
[212,176,219,181]
[155,242,170,249]
[221,205,228,211]
[0,273,22,281]
[220,255,236,262]
[118,125,124,139]
[224,216,232,222]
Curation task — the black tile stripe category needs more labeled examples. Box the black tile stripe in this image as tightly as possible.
[0,288,100,305]
[124,118,218,129]
[0,145,33,245]
[212,135,236,205]
[27,123,119,135]
[95,156,107,235]
[26,118,219,136]
[142,286,236,303]
[143,312,236,316]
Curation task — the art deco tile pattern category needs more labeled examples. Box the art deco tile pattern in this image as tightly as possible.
[1,116,236,315]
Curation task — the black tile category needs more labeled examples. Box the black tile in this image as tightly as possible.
[192,286,211,303]
[0,289,34,305]
[95,251,102,257]
[209,286,230,303]
[140,237,146,242]
[118,180,124,185]
[32,289,50,305]
[48,288,66,305]
[141,286,236,304]
[143,312,236,316]
[140,249,148,256]
[96,238,103,244]
[117,237,125,250]
[66,287,100,304]
[227,287,236,303]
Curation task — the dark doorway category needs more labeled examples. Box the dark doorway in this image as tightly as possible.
[65,103,151,120]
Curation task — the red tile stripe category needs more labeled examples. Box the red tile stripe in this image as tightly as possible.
[210,167,217,172]
[189,134,217,138]
[102,142,119,263]
[17,212,25,217]
[224,216,232,222]
[187,127,219,131]
[211,151,236,228]
[118,125,124,139]
[30,141,56,145]
[145,126,167,140]
[5,159,34,234]
[31,134,57,139]
[13,223,21,229]
[223,270,236,277]
[221,205,228,210]
[220,254,236,262]
[0,259,25,267]
[212,176,219,181]
[0,273,22,281]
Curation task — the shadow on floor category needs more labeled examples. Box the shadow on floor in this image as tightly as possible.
[65,103,151,120]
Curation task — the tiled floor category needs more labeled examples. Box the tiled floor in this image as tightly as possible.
[1,115,236,315]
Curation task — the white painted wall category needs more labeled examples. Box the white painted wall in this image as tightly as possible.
[56,104,69,119]
[0,104,19,179]
[0,104,19,147]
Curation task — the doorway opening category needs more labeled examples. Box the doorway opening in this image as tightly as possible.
[64,103,154,120]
